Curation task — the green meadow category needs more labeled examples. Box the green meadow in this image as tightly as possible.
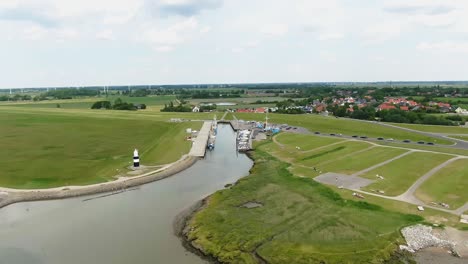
[415,159,468,209]
[361,152,454,196]
[1,95,177,110]
[0,110,200,189]
[187,146,423,263]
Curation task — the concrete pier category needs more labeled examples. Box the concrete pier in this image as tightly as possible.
[189,121,211,157]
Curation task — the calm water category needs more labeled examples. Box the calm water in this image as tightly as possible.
[0,125,253,264]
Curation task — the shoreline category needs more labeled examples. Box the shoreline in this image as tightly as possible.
[175,151,256,264]
[0,155,199,210]
[174,197,221,264]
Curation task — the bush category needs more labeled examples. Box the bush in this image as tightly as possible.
[91,101,112,109]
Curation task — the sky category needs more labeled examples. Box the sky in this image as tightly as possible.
[1,0,468,88]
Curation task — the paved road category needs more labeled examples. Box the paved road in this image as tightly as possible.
[375,122,468,149]
[220,111,228,120]
[351,151,414,177]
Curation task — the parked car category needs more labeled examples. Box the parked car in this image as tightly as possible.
[377,137,384,140]
[427,142,435,145]
[360,136,368,139]
[314,131,320,134]
[403,139,411,143]
[417,141,425,144]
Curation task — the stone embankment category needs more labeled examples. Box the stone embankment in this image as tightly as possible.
[399,224,468,259]
[400,225,454,253]
[0,155,198,209]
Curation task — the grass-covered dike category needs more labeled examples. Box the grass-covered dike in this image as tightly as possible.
[184,143,424,264]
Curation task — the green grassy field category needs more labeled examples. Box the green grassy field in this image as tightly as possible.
[415,159,468,209]
[187,146,423,263]
[361,152,454,196]
[392,123,468,134]
[0,95,177,110]
[273,134,409,177]
[233,113,454,144]
[317,147,408,175]
[263,134,466,228]
[0,110,199,189]
[275,133,345,152]
[297,141,372,167]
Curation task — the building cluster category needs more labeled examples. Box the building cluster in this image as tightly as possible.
[192,93,464,116]
[377,98,456,113]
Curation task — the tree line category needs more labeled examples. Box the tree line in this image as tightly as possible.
[91,98,146,111]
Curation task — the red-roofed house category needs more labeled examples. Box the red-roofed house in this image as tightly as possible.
[437,102,451,108]
[378,103,396,111]
[236,108,253,113]
[400,106,409,111]
[255,107,267,113]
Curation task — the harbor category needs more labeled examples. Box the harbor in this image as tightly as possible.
[0,125,253,264]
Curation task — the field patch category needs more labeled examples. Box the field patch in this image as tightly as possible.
[361,152,454,196]
[297,141,371,167]
[0,111,198,189]
[275,133,345,151]
[318,147,409,175]
[415,158,468,209]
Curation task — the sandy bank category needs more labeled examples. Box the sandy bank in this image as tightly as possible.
[0,155,198,209]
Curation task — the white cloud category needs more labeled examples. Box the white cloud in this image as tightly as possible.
[363,20,403,43]
[155,45,175,52]
[231,47,244,53]
[142,16,199,46]
[260,23,288,37]
[417,41,468,53]
[23,25,48,40]
[96,30,114,40]
[320,51,337,63]
[318,32,344,41]
[199,25,211,33]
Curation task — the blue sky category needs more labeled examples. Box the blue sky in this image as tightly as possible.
[1,0,468,88]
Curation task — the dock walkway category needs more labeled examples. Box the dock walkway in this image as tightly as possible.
[189,121,211,157]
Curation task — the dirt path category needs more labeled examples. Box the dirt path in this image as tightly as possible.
[220,111,228,120]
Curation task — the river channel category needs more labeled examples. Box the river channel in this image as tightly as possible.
[0,124,253,264]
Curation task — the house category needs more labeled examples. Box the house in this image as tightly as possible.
[315,105,326,113]
[400,106,409,111]
[437,102,451,108]
[378,103,396,111]
[455,107,468,115]
[255,107,267,113]
[192,106,200,112]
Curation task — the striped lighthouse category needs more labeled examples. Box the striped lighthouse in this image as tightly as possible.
[133,149,140,168]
